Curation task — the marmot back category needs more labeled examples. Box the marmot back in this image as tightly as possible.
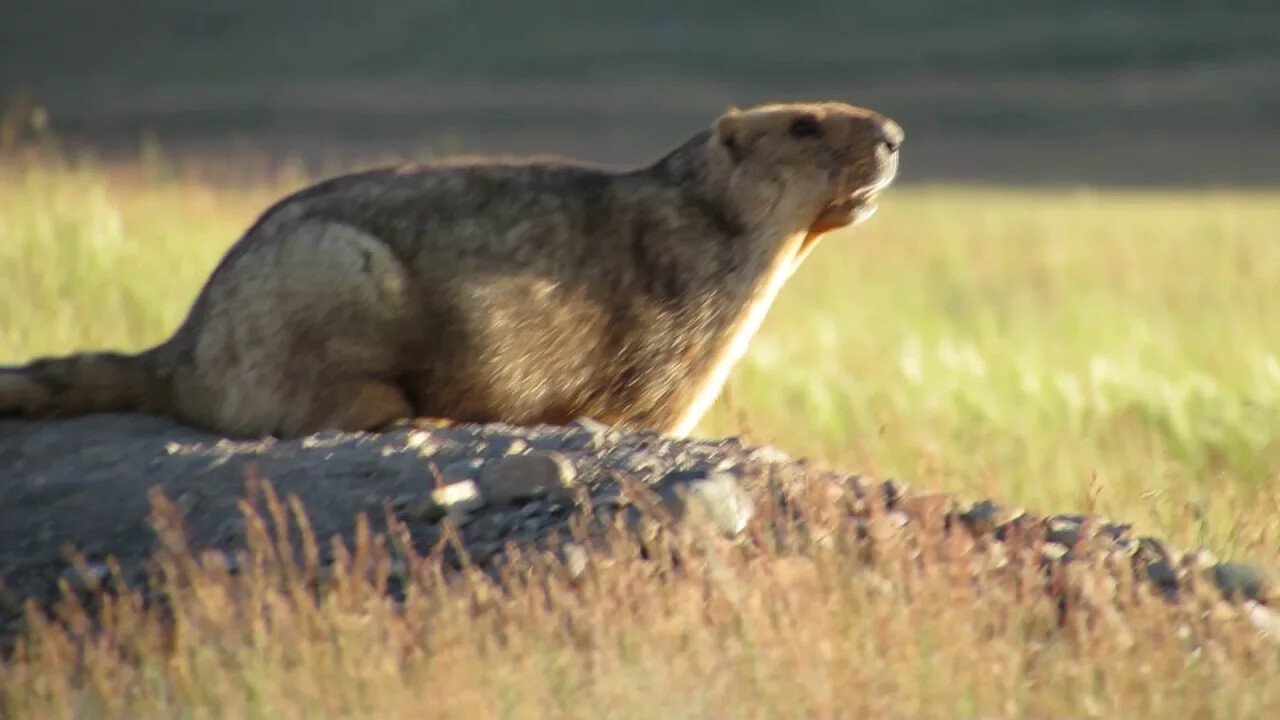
[0,101,903,438]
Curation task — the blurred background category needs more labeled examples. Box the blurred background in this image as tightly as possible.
[2,1,1280,550]
[3,0,1279,186]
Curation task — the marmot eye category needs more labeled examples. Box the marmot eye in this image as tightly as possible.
[788,115,822,139]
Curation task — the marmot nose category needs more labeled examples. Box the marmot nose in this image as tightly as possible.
[872,117,904,153]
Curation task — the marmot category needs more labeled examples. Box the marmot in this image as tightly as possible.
[1,102,903,438]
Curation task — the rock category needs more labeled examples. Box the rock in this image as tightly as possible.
[747,444,793,465]
[881,478,908,504]
[59,559,111,592]
[1041,541,1070,562]
[656,469,755,537]
[958,499,1001,536]
[894,492,957,525]
[486,437,529,457]
[5,411,1280,648]
[435,457,486,484]
[570,416,612,437]
[1244,601,1280,641]
[173,489,204,518]
[1211,562,1275,603]
[1133,537,1179,597]
[590,483,625,511]
[213,517,246,545]
[885,510,910,529]
[479,451,579,505]
[993,512,1037,544]
[467,513,506,543]
[403,479,486,522]
[713,456,743,473]
[1044,515,1084,548]
[455,540,500,566]
[566,416,613,450]
[618,451,668,476]
[1097,522,1133,541]
[558,541,590,581]
[402,430,438,453]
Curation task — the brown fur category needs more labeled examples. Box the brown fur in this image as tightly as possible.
[0,101,903,438]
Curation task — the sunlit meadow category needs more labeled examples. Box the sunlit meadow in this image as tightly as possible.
[5,145,1277,552]
[2,141,1279,718]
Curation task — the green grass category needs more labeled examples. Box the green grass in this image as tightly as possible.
[6,1,1278,87]
[2,147,1279,718]
[707,185,1280,556]
[5,148,1275,554]
[3,482,1277,719]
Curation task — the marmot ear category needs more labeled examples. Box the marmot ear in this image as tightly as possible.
[714,107,746,161]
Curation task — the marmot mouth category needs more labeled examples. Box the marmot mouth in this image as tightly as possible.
[841,186,881,217]
[811,188,881,233]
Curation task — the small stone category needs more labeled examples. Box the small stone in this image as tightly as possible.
[716,435,745,451]
[442,508,474,528]
[713,457,742,473]
[1133,537,1178,597]
[450,540,499,566]
[403,431,435,450]
[865,510,908,541]
[569,417,613,449]
[1097,522,1133,541]
[659,468,707,487]
[404,480,485,522]
[300,431,349,449]
[60,560,111,591]
[393,417,456,433]
[958,500,1001,536]
[895,492,956,524]
[1044,515,1084,548]
[619,451,667,476]
[747,444,792,465]
[214,517,246,545]
[1180,548,1218,572]
[173,490,202,517]
[885,510,909,529]
[389,493,416,511]
[1041,541,1070,563]
[479,451,579,505]
[559,541,589,581]
[198,549,240,574]
[881,478,908,505]
[595,504,625,526]
[1211,562,1274,603]
[436,458,486,485]
[993,512,1035,544]
[657,469,755,537]
[1244,601,1280,640]
[590,485,625,509]
[487,437,529,457]
[1111,538,1139,557]
[570,416,612,436]
[467,513,506,543]
[387,558,409,583]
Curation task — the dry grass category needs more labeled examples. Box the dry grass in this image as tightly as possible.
[2,144,1279,717]
[3,481,1278,720]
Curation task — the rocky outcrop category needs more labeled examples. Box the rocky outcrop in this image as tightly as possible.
[1,414,1276,643]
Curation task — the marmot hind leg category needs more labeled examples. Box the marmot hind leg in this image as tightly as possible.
[174,219,421,438]
[289,378,414,437]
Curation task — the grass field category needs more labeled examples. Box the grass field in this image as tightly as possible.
[2,144,1279,717]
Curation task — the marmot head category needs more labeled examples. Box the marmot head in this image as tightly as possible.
[711,102,903,235]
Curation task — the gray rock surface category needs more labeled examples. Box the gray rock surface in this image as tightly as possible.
[0,412,1275,646]
[479,451,578,504]
[656,469,756,537]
